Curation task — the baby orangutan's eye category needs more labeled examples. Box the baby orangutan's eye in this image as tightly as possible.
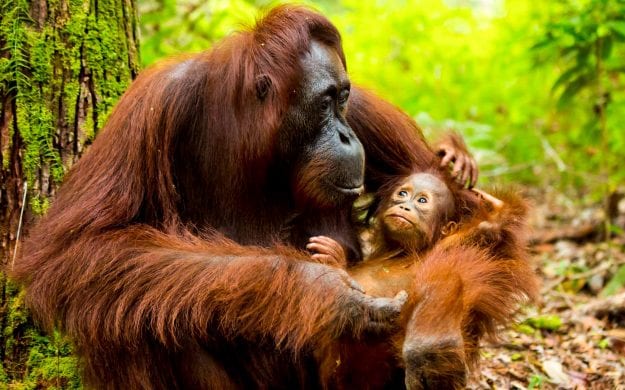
[417,197,428,204]
[398,190,408,197]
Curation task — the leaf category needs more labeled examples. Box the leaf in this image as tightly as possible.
[598,338,610,349]
[511,353,523,361]
[528,374,545,390]
[608,223,624,235]
[597,24,610,37]
[531,37,556,51]
[608,21,625,38]
[561,33,577,47]
[561,278,587,293]
[524,315,563,331]
[600,264,625,297]
[542,359,570,385]
[551,65,586,93]
[516,323,536,335]
[557,73,591,108]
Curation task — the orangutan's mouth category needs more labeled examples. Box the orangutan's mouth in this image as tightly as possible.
[331,183,364,197]
[386,214,416,226]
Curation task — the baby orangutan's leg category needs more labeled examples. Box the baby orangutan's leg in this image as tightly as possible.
[403,266,466,390]
[307,236,348,268]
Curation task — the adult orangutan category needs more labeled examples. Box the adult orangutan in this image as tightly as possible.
[12,5,478,389]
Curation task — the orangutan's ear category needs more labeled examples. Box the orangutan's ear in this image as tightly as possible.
[441,221,458,237]
[255,75,272,101]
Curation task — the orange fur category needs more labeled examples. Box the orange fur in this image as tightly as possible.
[11,6,372,388]
[9,4,517,387]
[319,189,539,389]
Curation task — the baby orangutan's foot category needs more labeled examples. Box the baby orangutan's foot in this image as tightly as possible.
[402,333,466,390]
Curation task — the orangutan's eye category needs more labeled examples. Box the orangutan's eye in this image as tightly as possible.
[417,197,428,204]
[320,97,332,111]
[398,190,408,197]
[338,89,350,109]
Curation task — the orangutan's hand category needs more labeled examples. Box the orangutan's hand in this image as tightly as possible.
[437,132,478,188]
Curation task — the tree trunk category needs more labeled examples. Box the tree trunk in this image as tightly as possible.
[0,0,139,385]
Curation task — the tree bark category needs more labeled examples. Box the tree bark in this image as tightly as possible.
[0,0,138,384]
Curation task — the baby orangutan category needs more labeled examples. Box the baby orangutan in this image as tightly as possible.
[308,172,537,389]
[307,172,459,266]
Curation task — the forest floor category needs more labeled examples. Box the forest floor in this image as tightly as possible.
[469,188,625,389]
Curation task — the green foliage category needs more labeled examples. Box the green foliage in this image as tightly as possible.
[533,0,625,105]
[0,280,80,388]
[0,0,31,97]
[1,0,139,210]
[138,0,625,193]
[528,374,545,389]
[516,322,537,335]
[532,0,625,199]
[1,0,62,199]
[523,315,563,331]
[23,331,81,389]
[601,263,625,296]
[137,0,557,185]
[314,0,558,185]
[597,337,610,349]
[139,0,267,66]
[29,196,50,216]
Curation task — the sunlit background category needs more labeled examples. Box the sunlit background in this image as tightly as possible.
[1,1,624,387]
[138,0,625,210]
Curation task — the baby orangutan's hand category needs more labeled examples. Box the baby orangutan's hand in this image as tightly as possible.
[471,188,506,245]
[306,236,348,268]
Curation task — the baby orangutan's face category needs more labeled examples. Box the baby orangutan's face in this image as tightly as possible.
[381,173,455,251]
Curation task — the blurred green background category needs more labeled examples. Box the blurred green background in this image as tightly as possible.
[139,0,625,206]
[1,2,623,387]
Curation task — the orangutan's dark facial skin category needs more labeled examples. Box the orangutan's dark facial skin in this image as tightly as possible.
[281,40,365,208]
[382,173,455,251]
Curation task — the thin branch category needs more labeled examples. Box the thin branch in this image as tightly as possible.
[11,181,27,270]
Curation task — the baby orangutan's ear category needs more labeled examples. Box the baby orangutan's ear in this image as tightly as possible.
[441,221,458,236]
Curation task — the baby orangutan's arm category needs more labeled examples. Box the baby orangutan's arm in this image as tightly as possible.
[442,187,529,261]
[307,236,348,268]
